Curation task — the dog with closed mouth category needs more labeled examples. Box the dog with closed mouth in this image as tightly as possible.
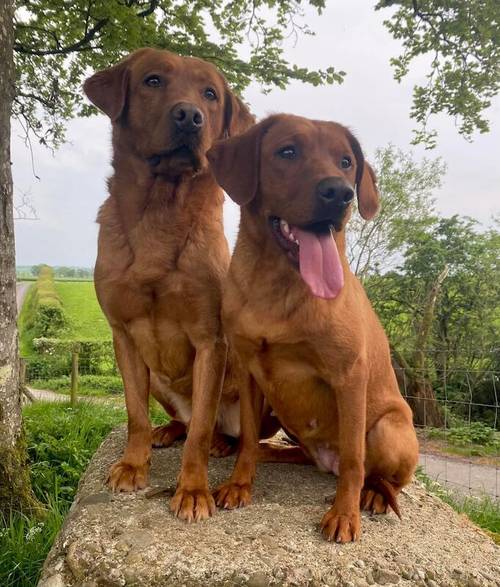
[207,114,419,542]
[84,47,271,522]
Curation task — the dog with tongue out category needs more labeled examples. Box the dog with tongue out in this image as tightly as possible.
[207,113,419,544]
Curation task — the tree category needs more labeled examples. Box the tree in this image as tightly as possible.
[12,1,500,150]
[347,145,445,281]
[0,0,38,515]
[13,0,344,148]
[368,216,500,426]
[377,0,500,147]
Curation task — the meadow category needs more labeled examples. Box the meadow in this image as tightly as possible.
[18,268,121,396]
[54,281,111,341]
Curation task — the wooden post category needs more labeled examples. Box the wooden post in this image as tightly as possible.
[71,345,80,407]
[19,357,35,403]
[19,357,26,386]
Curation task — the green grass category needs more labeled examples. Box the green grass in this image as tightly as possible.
[0,401,128,586]
[54,282,111,340]
[427,423,500,457]
[416,468,500,543]
[0,401,168,586]
[30,374,124,396]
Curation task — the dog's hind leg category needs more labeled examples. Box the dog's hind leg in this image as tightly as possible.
[152,420,186,448]
[210,432,238,457]
[362,406,418,516]
[257,442,313,464]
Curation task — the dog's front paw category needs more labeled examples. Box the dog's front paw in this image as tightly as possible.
[320,506,360,543]
[170,486,216,522]
[108,460,149,492]
[213,481,252,509]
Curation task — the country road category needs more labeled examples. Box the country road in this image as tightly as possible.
[16,281,31,313]
[419,452,498,499]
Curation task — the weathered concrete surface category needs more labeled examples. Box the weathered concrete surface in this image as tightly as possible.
[39,428,499,587]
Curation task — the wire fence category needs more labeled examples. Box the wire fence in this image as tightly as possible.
[21,347,499,500]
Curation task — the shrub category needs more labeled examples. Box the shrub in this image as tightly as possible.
[428,421,500,451]
[32,338,116,375]
[447,422,496,447]
[19,266,67,355]
[25,355,71,381]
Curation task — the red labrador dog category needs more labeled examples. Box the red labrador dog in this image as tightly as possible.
[207,114,419,541]
[84,48,257,521]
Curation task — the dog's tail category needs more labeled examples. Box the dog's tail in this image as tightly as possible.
[364,475,401,519]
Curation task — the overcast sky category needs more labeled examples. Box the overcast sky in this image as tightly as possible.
[13,0,500,267]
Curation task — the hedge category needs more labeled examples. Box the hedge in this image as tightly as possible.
[20,266,67,349]
[32,337,116,375]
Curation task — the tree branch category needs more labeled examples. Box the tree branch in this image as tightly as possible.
[14,18,108,56]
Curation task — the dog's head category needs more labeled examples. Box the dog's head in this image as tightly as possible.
[84,48,254,178]
[208,114,379,299]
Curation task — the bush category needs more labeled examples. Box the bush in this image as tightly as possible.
[25,355,71,381]
[32,338,116,375]
[447,422,497,447]
[428,422,500,453]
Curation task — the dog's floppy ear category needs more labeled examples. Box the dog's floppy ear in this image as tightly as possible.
[347,130,380,220]
[223,90,255,137]
[208,117,272,206]
[357,161,379,220]
[84,60,130,122]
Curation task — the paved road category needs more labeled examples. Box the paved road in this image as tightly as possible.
[16,281,31,313]
[28,388,121,405]
[419,452,499,499]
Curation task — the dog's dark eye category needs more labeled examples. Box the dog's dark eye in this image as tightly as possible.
[204,87,217,101]
[144,75,162,88]
[277,145,297,160]
[341,156,352,169]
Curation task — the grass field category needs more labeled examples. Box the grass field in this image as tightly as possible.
[54,281,111,340]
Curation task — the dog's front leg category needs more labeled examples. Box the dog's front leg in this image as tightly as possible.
[320,365,367,543]
[170,337,227,522]
[108,328,151,491]
[213,372,261,509]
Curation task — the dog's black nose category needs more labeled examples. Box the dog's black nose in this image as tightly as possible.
[171,103,204,133]
[316,177,354,205]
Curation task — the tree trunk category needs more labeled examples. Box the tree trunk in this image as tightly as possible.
[0,0,38,514]
[391,267,449,428]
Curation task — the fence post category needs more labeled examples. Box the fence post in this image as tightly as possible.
[19,357,35,403]
[19,358,26,387]
[71,344,80,407]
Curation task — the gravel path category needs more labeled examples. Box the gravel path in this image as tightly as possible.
[16,281,31,313]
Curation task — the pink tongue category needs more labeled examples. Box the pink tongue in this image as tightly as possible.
[292,227,344,299]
